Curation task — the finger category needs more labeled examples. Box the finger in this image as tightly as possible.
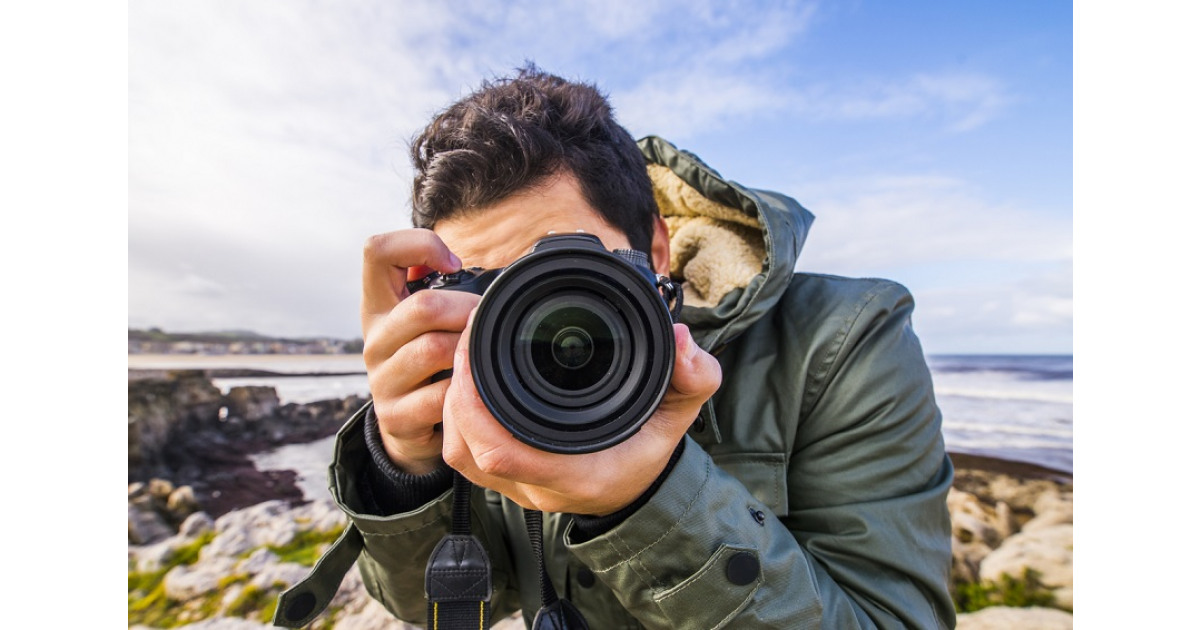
[361,229,462,324]
[362,291,479,371]
[374,379,452,440]
[367,331,460,401]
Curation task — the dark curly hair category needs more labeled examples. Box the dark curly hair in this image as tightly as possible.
[409,65,657,255]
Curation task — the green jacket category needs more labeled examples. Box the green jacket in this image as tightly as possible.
[277,137,955,629]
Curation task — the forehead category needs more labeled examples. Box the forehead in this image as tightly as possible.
[433,174,631,270]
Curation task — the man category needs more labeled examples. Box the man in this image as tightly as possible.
[278,66,955,629]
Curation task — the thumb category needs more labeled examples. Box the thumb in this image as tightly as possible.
[668,324,722,401]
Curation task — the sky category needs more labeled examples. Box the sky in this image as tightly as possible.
[127,0,1072,354]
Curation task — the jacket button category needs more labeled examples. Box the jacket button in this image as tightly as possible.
[576,566,596,589]
[725,552,759,586]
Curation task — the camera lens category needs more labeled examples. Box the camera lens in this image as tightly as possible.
[469,238,674,454]
[519,298,625,396]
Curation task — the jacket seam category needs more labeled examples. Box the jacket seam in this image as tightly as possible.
[716,586,759,630]
[802,281,897,419]
[356,513,446,537]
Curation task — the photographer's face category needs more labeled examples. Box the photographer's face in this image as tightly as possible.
[434,172,668,273]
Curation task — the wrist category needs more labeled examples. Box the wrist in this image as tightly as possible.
[382,438,443,476]
[361,405,453,515]
[572,438,686,537]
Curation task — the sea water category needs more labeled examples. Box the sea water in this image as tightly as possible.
[927,355,1072,473]
[130,353,1072,501]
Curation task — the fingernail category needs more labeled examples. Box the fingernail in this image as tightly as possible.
[684,329,699,361]
[449,253,462,270]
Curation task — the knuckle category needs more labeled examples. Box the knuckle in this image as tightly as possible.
[399,288,440,323]
[413,384,447,422]
[363,233,388,263]
[474,447,514,478]
[362,333,391,367]
[442,440,469,470]
[407,333,454,374]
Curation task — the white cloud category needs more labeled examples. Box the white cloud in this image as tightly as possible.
[806,74,1010,131]
[791,174,1071,354]
[911,262,1073,354]
[798,174,1071,276]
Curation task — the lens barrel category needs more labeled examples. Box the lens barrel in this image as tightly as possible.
[469,236,675,454]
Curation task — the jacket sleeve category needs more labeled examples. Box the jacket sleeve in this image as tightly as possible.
[327,405,524,627]
[563,280,956,629]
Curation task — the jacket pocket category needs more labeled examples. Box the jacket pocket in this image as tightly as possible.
[650,544,762,629]
[710,453,788,517]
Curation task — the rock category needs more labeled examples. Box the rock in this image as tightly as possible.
[248,562,310,592]
[169,485,201,519]
[332,596,414,629]
[169,618,275,629]
[164,556,238,600]
[149,478,176,500]
[956,605,1073,629]
[951,538,994,584]
[129,371,224,476]
[129,499,174,545]
[235,547,278,576]
[980,523,1073,610]
[1024,491,1073,532]
[202,501,297,561]
[225,386,280,423]
[291,498,348,533]
[948,488,1006,548]
[948,487,1015,582]
[993,501,1016,540]
[180,512,216,538]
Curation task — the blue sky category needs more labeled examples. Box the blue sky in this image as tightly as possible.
[126,0,1072,354]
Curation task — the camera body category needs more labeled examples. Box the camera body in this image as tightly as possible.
[409,233,679,454]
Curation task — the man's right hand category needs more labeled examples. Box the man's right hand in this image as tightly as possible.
[360,229,477,475]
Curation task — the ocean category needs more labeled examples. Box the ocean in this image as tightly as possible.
[129,353,1072,501]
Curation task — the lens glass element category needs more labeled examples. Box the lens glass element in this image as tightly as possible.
[520,301,620,393]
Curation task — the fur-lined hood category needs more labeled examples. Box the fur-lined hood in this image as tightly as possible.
[640,136,814,351]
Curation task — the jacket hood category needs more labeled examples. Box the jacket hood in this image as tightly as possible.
[639,136,814,351]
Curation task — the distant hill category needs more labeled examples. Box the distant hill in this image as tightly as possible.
[128,328,363,354]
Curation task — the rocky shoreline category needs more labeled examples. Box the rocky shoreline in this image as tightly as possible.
[129,369,366,520]
[128,371,1073,629]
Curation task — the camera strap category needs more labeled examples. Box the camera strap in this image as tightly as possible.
[426,473,589,630]
[425,472,493,630]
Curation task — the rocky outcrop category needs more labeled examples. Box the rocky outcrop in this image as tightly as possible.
[949,454,1073,616]
[129,371,224,475]
[128,370,367,519]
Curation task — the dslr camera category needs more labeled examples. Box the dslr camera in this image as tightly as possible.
[409,233,681,454]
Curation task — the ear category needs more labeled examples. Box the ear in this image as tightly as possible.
[650,216,671,276]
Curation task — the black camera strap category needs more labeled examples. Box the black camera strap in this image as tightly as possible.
[426,473,589,630]
[425,472,493,630]
[524,508,589,629]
